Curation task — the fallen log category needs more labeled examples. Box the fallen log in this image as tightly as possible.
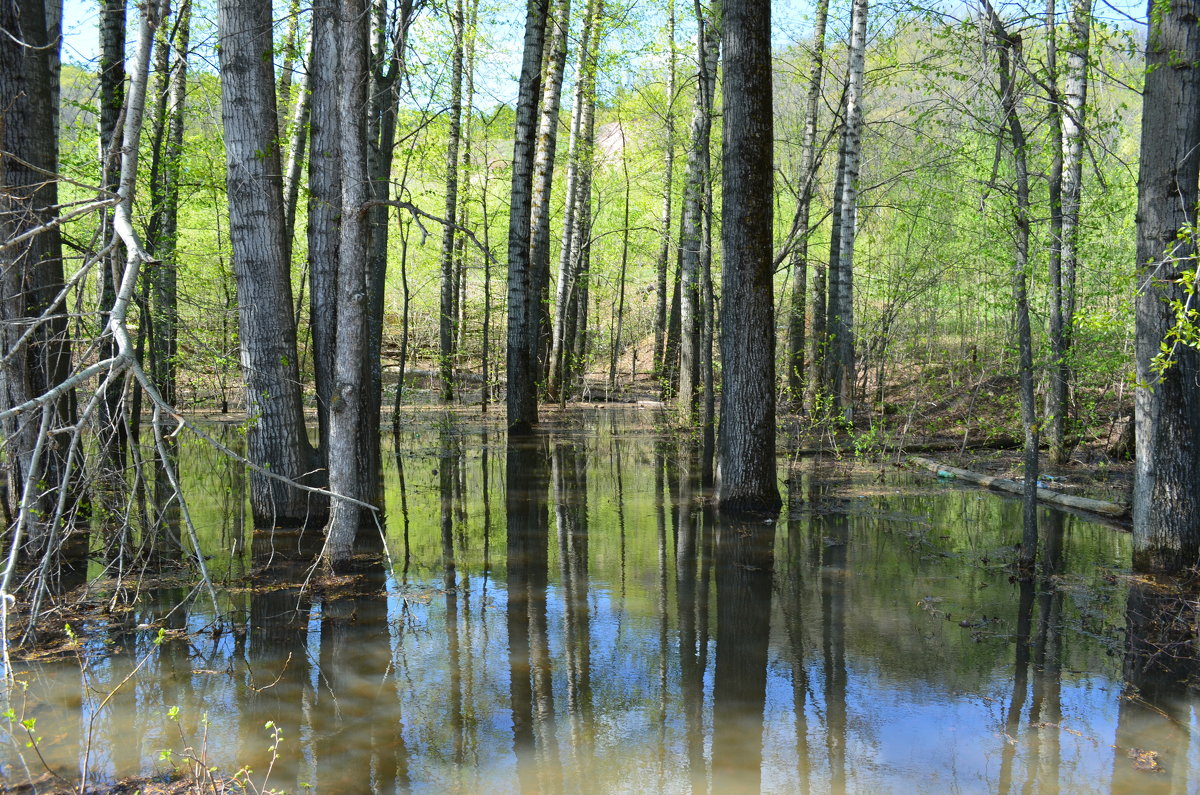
[907,455,1129,519]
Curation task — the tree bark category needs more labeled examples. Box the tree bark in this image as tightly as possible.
[548,0,601,401]
[987,2,1039,569]
[218,0,322,526]
[654,1,677,383]
[716,0,780,515]
[0,0,72,550]
[1051,0,1091,465]
[831,0,867,422]
[505,0,550,433]
[678,0,720,424]
[787,0,829,407]
[323,0,372,568]
[1132,0,1200,572]
[529,0,572,386]
[1045,0,1067,465]
[309,0,341,456]
[439,0,465,403]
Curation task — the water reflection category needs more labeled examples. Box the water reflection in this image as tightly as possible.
[5,413,1200,794]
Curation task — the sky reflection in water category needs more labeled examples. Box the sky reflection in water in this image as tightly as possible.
[4,409,1198,794]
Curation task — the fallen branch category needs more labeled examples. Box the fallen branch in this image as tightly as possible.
[907,455,1129,519]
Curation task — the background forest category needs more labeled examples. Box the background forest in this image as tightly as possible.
[0,0,1156,583]
[50,0,1142,422]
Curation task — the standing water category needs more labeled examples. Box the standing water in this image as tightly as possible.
[2,408,1197,793]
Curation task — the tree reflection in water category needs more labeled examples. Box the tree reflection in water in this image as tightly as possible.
[10,413,1200,793]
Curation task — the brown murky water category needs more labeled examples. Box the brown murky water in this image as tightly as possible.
[3,409,1197,793]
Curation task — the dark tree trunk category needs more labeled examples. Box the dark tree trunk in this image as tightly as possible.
[323,0,372,567]
[218,0,322,526]
[505,0,550,433]
[987,2,1039,569]
[439,0,465,403]
[678,1,720,424]
[716,0,781,516]
[0,0,72,550]
[309,0,341,458]
[1132,0,1200,572]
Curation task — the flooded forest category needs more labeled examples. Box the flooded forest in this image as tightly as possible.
[2,0,1200,791]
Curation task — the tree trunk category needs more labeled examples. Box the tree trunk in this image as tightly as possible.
[1052,0,1091,465]
[716,0,780,516]
[678,1,720,424]
[0,0,72,551]
[439,0,465,403]
[787,0,829,407]
[282,32,313,252]
[831,0,867,422]
[505,0,550,433]
[1045,0,1067,465]
[548,0,601,401]
[323,0,372,568]
[218,0,322,526]
[97,0,127,493]
[365,0,413,497]
[987,2,1039,569]
[1132,0,1200,573]
[654,1,677,383]
[309,0,341,457]
[529,0,572,387]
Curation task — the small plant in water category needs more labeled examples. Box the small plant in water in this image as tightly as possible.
[159,708,287,794]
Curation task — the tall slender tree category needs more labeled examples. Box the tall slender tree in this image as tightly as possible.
[654,1,677,384]
[548,0,602,401]
[717,0,780,515]
[677,0,721,423]
[324,0,372,568]
[829,0,867,421]
[505,0,551,433]
[1049,0,1091,464]
[218,0,322,525]
[439,0,465,402]
[786,0,829,407]
[986,1,1038,569]
[529,0,572,384]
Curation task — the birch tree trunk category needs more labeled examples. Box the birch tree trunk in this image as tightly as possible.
[218,0,322,526]
[1132,0,1200,572]
[787,0,829,407]
[97,0,127,488]
[1050,0,1091,465]
[505,0,550,433]
[717,0,780,516]
[831,0,867,422]
[529,0,572,384]
[548,0,601,401]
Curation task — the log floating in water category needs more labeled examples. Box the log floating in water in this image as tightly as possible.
[907,455,1129,519]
